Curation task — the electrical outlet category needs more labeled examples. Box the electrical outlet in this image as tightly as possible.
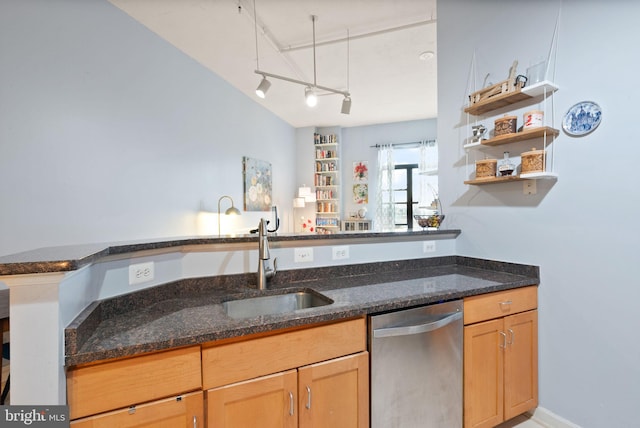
[129,261,155,285]
[294,247,314,263]
[423,241,436,253]
[332,245,350,260]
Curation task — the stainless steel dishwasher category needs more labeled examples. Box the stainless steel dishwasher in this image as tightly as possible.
[369,299,463,428]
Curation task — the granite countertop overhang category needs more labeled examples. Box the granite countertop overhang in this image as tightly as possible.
[65,255,539,367]
[0,229,461,276]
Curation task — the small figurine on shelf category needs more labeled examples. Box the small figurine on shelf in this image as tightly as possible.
[498,151,516,176]
[470,124,487,144]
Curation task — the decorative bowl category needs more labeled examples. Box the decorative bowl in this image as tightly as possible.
[414,214,445,229]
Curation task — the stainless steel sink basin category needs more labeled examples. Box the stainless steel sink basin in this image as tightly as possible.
[223,289,333,319]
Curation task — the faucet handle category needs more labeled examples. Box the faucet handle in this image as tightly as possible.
[266,257,278,280]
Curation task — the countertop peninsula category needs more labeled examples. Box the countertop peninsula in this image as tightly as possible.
[65,256,538,367]
[0,229,461,276]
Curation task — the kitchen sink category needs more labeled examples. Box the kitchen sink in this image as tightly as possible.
[223,289,334,319]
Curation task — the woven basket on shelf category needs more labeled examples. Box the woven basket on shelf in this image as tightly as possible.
[475,159,497,179]
[521,148,545,173]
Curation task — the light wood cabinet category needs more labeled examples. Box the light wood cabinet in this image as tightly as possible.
[67,319,367,428]
[67,346,202,421]
[207,353,368,428]
[297,352,369,428]
[207,370,298,428]
[204,318,368,428]
[71,391,203,428]
[463,286,538,428]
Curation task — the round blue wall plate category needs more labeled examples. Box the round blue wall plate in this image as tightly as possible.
[562,101,602,136]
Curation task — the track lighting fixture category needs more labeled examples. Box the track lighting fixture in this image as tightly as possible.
[252,7,351,114]
[255,76,271,98]
[305,86,318,107]
[341,96,351,115]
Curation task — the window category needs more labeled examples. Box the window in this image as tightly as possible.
[375,141,438,231]
[393,144,439,230]
[393,164,418,228]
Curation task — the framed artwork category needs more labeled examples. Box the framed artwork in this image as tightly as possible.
[353,161,369,183]
[353,183,368,204]
[242,156,272,211]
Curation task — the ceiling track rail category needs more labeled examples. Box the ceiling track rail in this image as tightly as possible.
[280,18,437,53]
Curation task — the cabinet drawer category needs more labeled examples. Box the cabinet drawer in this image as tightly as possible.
[70,390,203,427]
[202,317,366,390]
[464,286,537,325]
[67,346,202,420]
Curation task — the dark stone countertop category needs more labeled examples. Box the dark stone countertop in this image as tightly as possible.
[65,256,539,367]
[0,229,461,275]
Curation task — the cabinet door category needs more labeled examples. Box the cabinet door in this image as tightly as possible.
[504,310,538,420]
[297,352,369,428]
[207,370,298,428]
[71,391,203,428]
[464,319,504,428]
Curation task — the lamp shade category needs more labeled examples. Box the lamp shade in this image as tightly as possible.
[225,206,241,215]
[256,76,271,98]
[293,197,306,208]
[341,96,352,115]
[305,86,317,107]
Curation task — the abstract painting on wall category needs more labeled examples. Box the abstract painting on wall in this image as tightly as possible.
[242,156,272,211]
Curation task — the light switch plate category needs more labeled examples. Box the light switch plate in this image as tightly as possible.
[294,247,314,263]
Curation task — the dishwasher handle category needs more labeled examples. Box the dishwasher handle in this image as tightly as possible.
[373,311,462,338]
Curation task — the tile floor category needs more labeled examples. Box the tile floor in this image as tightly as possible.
[498,413,547,428]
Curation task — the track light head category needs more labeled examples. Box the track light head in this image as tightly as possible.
[341,96,352,115]
[255,76,271,98]
[305,86,318,107]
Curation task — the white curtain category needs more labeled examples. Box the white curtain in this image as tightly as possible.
[418,140,439,211]
[375,144,395,231]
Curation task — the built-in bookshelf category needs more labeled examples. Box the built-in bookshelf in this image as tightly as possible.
[313,132,340,234]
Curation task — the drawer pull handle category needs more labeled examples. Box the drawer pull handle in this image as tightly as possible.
[507,328,514,346]
[499,331,507,349]
[289,391,295,416]
[306,386,312,409]
[499,300,513,306]
[193,415,197,428]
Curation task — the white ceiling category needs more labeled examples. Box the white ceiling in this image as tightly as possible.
[109,0,438,128]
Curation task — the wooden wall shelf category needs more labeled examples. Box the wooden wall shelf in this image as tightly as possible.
[481,127,559,146]
[465,172,558,185]
[464,81,559,116]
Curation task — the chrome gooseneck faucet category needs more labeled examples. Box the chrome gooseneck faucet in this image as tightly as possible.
[257,218,277,290]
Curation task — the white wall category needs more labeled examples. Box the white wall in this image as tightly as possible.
[0,0,296,256]
[437,1,640,427]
